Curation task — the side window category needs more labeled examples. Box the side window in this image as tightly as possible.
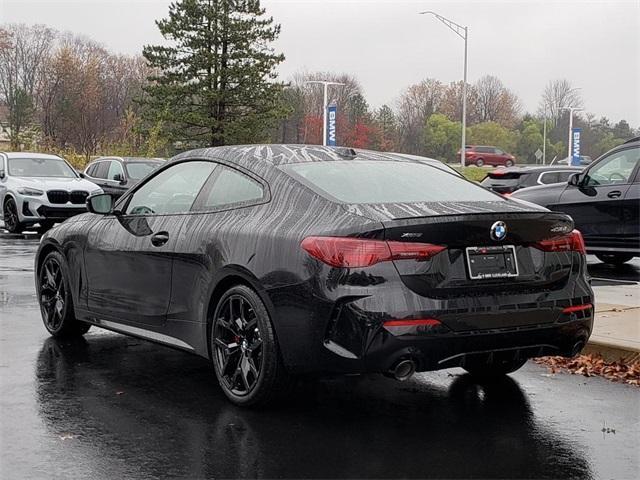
[107,161,124,181]
[539,172,560,184]
[584,147,639,187]
[195,165,264,211]
[125,161,216,215]
[94,161,110,179]
[85,164,96,177]
[495,148,504,155]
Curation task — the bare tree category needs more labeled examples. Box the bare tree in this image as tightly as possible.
[396,78,444,154]
[474,75,521,127]
[440,80,479,126]
[539,79,583,126]
[0,24,56,148]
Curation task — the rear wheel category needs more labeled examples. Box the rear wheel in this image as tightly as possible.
[3,197,24,233]
[475,158,484,167]
[210,285,292,407]
[463,355,527,378]
[596,253,634,266]
[38,251,90,337]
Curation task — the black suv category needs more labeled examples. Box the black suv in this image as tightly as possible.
[83,157,163,199]
[482,166,583,195]
[512,137,640,265]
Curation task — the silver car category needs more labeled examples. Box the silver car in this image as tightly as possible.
[0,152,102,233]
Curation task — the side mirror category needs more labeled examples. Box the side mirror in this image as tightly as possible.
[568,173,581,186]
[113,173,127,185]
[87,193,113,215]
[0,170,5,179]
[78,172,85,178]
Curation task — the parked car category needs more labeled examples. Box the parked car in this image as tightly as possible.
[35,144,593,406]
[512,137,640,265]
[553,155,593,166]
[0,152,102,233]
[459,145,516,167]
[481,166,584,195]
[83,156,164,199]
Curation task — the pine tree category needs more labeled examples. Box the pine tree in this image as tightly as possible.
[142,0,285,147]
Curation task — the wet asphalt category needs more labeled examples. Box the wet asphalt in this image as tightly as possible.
[1,232,639,479]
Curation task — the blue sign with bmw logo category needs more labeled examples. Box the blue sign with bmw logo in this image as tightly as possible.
[491,221,507,241]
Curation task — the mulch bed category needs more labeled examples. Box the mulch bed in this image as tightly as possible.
[534,354,640,386]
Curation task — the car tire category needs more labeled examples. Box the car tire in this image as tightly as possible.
[3,197,25,234]
[505,159,514,167]
[475,158,484,167]
[210,284,292,407]
[596,253,634,266]
[463,355,527,378]
[38,251,91,338]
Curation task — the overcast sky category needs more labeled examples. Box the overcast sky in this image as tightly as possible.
[1,0,638,125]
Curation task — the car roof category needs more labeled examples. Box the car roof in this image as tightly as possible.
[172,144,449,170]
[1,152,64,160]
[89,156,164,163]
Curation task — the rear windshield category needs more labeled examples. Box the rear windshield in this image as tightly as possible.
[126,161,161,180]
[8,157,77,178]
[282,160,501,204]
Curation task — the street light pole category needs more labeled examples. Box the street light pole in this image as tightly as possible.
[305,80,345,146]
[560,106,583,160]
[420,11,468,167]
[542,106,547,165]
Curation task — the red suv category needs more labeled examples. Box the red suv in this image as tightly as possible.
[460,146,516,167]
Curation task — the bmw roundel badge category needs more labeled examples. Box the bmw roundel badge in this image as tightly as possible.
[490,221,507,241]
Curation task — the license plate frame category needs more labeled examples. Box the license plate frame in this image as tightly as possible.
[465,245,519,280]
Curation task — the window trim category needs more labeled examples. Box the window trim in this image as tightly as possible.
[190,162,269,213]
[113,157,270,218]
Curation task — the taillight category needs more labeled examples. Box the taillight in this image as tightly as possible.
[534,229,586,254]
[300,237,446,268]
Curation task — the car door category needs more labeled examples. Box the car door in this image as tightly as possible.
[550,146,640,249]
[86,161,110,192]
[169,163,268,327]
[622,166,640,251]
[105,160,129,199]
[84,160,217,327]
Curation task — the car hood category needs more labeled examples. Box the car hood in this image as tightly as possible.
[342,199,546,221]
[13,176,101,191]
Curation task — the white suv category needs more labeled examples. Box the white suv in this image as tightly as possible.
[0,152,102,233]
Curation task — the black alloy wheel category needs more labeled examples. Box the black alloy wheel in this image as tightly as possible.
[38,251,90,337]
[4,197,24,233]
[211,285,292,406]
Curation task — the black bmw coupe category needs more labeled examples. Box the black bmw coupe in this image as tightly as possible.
[35,145,594,406]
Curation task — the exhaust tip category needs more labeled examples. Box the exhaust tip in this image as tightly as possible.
[392,359,417,381]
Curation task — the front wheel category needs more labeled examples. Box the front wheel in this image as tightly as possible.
[3,197,25,233]
[463,355,527,378]
[596,253,634,266]
[38,251,91,337]
[210,285,292,407]
[505,159,514,167]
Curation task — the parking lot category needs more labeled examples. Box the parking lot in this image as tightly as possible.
[0,231,638,479]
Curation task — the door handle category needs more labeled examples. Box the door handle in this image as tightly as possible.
[151,231,169,247]
[607,191,622,199]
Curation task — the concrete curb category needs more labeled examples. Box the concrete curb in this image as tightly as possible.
[583,339,640,363]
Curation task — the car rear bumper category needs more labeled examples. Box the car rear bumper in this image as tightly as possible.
[267,257,593,375]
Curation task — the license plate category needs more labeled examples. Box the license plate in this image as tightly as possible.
[466,245,519,280]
